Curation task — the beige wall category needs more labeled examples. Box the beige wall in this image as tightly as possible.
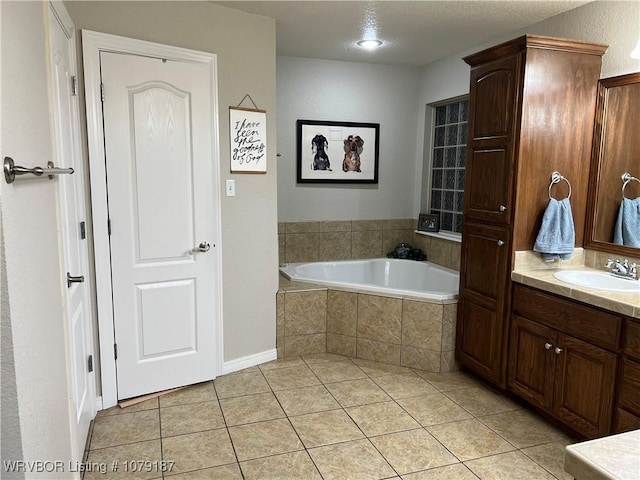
[64,1,278,364]
[1,1,74,475]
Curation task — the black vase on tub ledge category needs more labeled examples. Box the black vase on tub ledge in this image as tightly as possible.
[387,243,426,261]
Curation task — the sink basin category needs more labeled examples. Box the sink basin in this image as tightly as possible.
[553,270,640,293]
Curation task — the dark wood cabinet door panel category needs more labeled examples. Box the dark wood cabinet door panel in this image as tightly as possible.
[512,285,622,351]
[624,319,640,361]
[464,147,513,224]
[456,297,504,383]
[554,333,616,437]
[469,55,520,141]
[619,358,640,416]
[508,315,555,410]
[460,223,510,303]
[614,408,640,434]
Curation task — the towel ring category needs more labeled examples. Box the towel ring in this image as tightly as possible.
[622,173,640,199]
[548,171,571,200]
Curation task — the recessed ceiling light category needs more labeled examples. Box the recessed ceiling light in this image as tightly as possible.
[357,39,383,50]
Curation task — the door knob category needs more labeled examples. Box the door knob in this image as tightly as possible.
[67,272,85,288]
[544,342,552,350]
[194,242,211,253]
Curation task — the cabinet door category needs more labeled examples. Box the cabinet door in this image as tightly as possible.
[554,334,617,437]
[456,222,511,386]
[508,315,555,410]
[464,54,521,224]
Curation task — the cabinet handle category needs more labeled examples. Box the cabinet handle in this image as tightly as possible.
[544,342,552,350]
[497,240,505,247]
[554,347,563,355]
[499,205,507,212]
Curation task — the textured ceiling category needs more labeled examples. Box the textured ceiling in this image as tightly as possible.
[215,1,592,67]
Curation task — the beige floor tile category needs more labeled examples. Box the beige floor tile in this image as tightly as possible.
[219,392,285,426]
[444,386,520,416]
[214,372,271,399]
[165,463,242,479]
[160,401,225,437]
[91,410,160,450]
[309,360,367,383]
[347,401,420,436]
[401,463,479,479]
[427,419,515,462]
[98,398,159,417]
[413,371,481,392]
[228,418,303,461]
[325,378,392,407]
[309,439,396,480]
[479,409,571,448]
[274,384,341,416]
[521,441,575,480]
[464,450,557,480]
[289,409,364,447]
[373,373,439,399]
[258,357,305,371]
[352,358,416,377]
[161,428,236,475]
[397,393,472,427]
[240,450,322,480]
[302,352,353,364]
[262,365,321,391]
[370,428,458,475]
[159,382,217,407]
[84,440,161,480]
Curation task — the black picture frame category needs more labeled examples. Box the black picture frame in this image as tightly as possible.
[417,213,440,232]
[297,119,379,184]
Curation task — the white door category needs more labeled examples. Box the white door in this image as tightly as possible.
[100,51,220,400]
[48,3,95,460]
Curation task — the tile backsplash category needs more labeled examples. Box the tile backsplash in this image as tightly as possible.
[278,218,461,271]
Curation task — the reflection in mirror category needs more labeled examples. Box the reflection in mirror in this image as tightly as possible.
[586,72,640,256]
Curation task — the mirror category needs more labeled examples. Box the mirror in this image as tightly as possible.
[586,72,640,256]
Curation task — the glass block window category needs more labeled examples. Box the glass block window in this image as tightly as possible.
[431,98,468,233]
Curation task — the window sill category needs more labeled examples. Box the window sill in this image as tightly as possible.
[414,230,462,243]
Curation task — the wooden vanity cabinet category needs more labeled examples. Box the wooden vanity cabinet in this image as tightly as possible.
[614,319,640,432]
[456,35,607,388]
[509,285,620,438]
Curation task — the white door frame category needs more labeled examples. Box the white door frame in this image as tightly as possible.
[82,30,223,408]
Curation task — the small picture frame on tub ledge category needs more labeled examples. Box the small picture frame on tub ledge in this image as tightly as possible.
[417,213,440,233]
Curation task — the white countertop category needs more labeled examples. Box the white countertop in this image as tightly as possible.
[564,429,640,480]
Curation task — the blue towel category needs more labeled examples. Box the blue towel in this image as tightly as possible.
[533,198,575,261]
[613,197,640,247]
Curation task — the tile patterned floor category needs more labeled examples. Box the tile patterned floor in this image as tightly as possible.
[85,354,578,479]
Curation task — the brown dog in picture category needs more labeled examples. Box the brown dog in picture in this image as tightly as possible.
[342,135,364,172]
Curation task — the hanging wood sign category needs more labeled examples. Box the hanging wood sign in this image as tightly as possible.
[229,106,267,173]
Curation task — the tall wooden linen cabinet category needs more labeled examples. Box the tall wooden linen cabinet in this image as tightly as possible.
[455,35,607,388]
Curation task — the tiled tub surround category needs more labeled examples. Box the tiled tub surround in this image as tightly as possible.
[278,218,461,271]
[277,279,458,372]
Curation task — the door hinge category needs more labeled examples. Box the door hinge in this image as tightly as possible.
[71,76,78,96]
[80,221,86,240]
[107,218,111,236]
[87,354,93,373]
[100,82,105,102]
[114,344,118,360]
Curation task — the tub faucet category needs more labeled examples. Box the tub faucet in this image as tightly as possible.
[605,258,638,280]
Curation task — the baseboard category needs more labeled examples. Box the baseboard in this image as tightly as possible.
[221,348,277,375]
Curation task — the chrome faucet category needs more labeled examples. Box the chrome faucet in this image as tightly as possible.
[605,258,638,280]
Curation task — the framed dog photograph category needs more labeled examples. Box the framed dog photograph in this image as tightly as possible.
[417,213,440,232]
[296,119,379,184]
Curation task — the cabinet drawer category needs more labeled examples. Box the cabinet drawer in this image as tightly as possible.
[614,408,640,433]
[624,319,640,361]
[619,358,640,416]
[512,285,622,351]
